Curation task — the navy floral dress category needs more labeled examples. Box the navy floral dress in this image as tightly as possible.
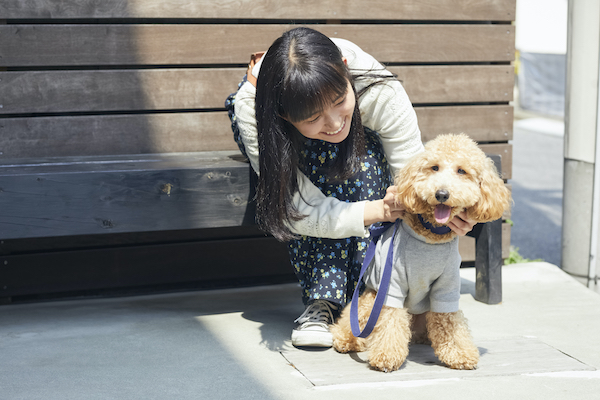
[225,78,392,307]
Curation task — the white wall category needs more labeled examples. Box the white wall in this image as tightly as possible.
[516,0,568,54]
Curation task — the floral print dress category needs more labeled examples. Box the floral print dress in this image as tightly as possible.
[290,130,392,306]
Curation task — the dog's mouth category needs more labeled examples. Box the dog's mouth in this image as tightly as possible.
[434,204,452,224]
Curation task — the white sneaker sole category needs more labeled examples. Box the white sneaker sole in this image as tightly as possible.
[291,329,333,348]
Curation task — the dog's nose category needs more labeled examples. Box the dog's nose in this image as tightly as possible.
[435,189,450,203]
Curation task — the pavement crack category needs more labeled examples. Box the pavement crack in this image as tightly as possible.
[279,351,316,387]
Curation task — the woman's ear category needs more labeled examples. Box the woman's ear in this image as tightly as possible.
[342,57,347,66]
[467,157,512,222]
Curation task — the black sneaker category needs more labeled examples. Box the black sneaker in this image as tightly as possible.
[291,300,339,348]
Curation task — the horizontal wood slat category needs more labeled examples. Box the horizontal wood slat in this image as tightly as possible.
[0,69,242,115]
[392,65,514,105]
[0,24,515,66]
[0,0,516,21]
[416,105,513,142]
[0,112,238,158]
[0,144,510,241]
[0,151,256,239]
[0,106,512,159]
[0,236,292,298]
[0,66,513,115]
[479,143,512,179]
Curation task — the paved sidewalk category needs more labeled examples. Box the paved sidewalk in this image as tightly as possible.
[1,262,599,400]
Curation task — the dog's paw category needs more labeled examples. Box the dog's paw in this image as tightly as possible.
[332,337,366,353]
[332,340,352,353]
[368,352,406,373]
[436,345,479,370]
[446,357,479,370]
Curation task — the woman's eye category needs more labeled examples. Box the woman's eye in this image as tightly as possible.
[458,168,466,175]
[432,166,439,171]
[335,97,346,106]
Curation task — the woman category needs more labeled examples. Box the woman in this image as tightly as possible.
[225,27,475,348]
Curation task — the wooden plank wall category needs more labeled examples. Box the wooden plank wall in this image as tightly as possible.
[0,0,515,171]
[0,0,516,300]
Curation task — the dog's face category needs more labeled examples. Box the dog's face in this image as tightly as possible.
[395,134,511,225]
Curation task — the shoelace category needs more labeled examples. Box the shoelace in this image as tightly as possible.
[294,300,339,325]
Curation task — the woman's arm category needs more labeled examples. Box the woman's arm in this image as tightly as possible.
[333,38,424,175]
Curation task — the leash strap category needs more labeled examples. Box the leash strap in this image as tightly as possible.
[350,220,398,338]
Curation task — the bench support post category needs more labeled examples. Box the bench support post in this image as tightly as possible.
[468,219,503,304]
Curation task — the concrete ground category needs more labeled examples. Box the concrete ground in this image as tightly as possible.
[1,262,599,400]
[2,113,596,399]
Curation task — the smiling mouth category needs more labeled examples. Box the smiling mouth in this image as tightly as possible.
[324,118,346,135]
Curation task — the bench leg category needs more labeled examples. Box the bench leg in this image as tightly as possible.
[469,219,503,304]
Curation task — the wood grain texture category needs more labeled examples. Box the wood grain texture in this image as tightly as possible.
[0,66,513,114]
[0,106,512,159]
[479,143,512,179]
[392,65,514,105]
[0,24,515,66]
[0,143,510,241]
[0,69,242,114]
[0,112,238,157]
[0,106,512,158]
[416,105,514,142]
[1,0,516,21]
[0,151,257,239]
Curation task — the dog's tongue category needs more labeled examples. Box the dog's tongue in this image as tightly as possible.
[434,204,452,224]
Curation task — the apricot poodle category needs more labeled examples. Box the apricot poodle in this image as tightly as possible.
[331,133,512,372]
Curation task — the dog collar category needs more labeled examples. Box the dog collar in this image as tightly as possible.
[418,214,452,235]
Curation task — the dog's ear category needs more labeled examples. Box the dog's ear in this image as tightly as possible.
[467,157,512,222]
[395,154,430,214]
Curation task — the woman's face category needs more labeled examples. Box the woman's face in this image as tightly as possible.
[287,80,355,143]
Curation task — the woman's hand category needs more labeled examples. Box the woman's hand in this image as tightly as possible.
[364,186,405,226]
[448,210,476,236]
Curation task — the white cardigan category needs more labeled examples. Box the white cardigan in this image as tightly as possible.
[233,38,423,239]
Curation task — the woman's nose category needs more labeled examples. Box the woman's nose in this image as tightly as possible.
[323,111,341,131]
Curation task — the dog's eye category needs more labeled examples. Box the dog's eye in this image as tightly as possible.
[457,168,467,175]
[432,166,439,171]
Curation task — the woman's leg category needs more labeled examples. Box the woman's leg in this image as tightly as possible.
[289,129,392,347]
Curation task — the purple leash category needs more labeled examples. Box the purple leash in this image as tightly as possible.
[350,220,399,338]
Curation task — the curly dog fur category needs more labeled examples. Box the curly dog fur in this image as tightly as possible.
[331,133,512,372]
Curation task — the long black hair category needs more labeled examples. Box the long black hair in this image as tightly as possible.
[255,27,377,241]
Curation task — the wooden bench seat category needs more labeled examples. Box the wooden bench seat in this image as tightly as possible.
[0,0,516,304]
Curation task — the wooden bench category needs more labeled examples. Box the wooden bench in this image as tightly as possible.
[0,0,515,304]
